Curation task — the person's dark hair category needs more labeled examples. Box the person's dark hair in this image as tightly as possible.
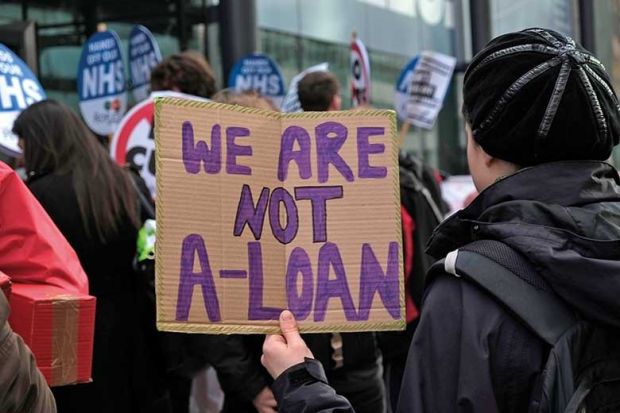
[297,71,340,111]
[150,52,217,98]
[12,100,140,242]
[463,27,620,166]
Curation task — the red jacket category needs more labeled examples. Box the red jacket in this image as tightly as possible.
[0,161,89,412]
[0,162,87,292]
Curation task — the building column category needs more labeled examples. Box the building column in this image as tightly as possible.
[578,0,595,52]
[469,0,491,54]
[218,0,257,82]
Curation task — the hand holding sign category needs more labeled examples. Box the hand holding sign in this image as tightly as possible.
[261,310,314,379]
[155,98,403,334]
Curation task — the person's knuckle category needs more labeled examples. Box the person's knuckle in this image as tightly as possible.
[290,341,305,353]
[262,345,273,357]
[262,337,274,352]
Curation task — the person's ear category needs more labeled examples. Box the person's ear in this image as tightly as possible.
[468,129,495,168]
[329,94,342,111]
[482,149,495,168]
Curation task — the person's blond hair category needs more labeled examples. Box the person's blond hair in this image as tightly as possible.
[212,89,278,111]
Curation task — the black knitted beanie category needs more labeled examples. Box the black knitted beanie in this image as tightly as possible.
[463,28,620,166]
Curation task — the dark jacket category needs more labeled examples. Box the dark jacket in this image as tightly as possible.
[203,333,378,412]
[166,332,272,413]
[378,152,446,363]
[272,359,356,413]
[211,335,271,412]
[302,333,379,375]
[27,172,169,413]
[302,333,383,413]
[272,161,620,413]
[0,291,56,413]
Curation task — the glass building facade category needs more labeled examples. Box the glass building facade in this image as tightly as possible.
[255,0,457,170]
[490,0,578,38]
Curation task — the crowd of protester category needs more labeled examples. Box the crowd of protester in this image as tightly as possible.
[1,27,620,413]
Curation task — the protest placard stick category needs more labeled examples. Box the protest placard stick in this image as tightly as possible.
[350,30,358,108]
[399,121,411,147]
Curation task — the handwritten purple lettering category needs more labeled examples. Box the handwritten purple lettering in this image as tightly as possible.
[269,187,299,244]
[233,185,343,244]
[233,185,269,239]
[226,126,252,175]
[294,186,343,243]
[358,241,400,320]
[315,121,354,183]
[182,121,221,174]
[176,116,398,326]
[176,234,221,322]
[314,242,358,322]
[278,126,312,182]
[285,247,314,320]
[248,242,282,320]
[357,127,387,179]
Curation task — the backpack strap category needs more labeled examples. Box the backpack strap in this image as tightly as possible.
[428,240,578,345]
[400,165,445,223]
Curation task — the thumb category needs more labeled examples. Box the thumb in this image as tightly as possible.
[279,310,303,345]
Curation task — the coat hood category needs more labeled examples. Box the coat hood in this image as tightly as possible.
[427,161,620,327]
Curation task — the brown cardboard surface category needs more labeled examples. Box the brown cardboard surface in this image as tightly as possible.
[155,97,404,334]
[8,283,96,386]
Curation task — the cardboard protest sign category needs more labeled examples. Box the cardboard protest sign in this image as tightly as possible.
[0,43,46,156]
[350,36,371,107]
[394,51,456,129]
[155,97,404,334]
[281,62,329,113]
[77,30,127,135]
[110,91,209,197]
[129,25,162,102]
[228,53,285,108]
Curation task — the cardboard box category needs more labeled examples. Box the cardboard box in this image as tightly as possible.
[0,272,10,298]
[8,283,96,387]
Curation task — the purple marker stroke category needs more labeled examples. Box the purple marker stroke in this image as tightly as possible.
[278,126,312,182]
[226,126,252,175]
[294,186,343,243]
[176,234,221,322]
[357,127,387,179]
[182,121,222,174]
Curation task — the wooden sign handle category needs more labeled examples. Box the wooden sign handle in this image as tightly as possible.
[399,121,411,147]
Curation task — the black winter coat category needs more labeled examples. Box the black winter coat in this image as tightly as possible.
[200,331,378,412]
[271,161,620,413]
[166,333,272,413]
[27,172,169,413]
